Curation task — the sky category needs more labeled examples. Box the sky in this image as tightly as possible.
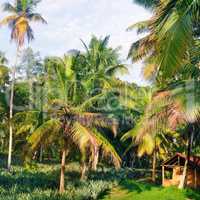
[0,0,151,85]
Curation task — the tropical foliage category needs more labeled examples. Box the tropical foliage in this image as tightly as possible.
[0,0,200,199]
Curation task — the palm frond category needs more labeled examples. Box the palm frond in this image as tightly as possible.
[127,20,151,34]
[133,0,159,9]
[105,64,128,76]
[71,122,97,151]
[27,13,47,24]
[28,119,61,151]
[128,34,155,61]
[76,112,118,135]
[92,128,121,169]
[2,3,17,13]
[155,10,193,79]
[121,116,145,141]
[0,15,17,26]
[13,111,40,135]
[137,134,155,157]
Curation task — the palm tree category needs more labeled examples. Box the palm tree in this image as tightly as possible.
[121,88,185,182]
[151,0,200,79]
[14,54,121,193]
[128,0,200,83]
[0,0,46,170]
[81,36,128,96]
[128,0,200,185]
[121,80,200,186]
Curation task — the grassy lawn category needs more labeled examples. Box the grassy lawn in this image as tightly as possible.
[103,180,200,200]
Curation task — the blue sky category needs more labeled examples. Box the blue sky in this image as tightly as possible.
[0,0,151,85]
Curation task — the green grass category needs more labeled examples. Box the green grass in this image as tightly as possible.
[103,180,200,200]
[0,156,199,200]
[0,162,119,200]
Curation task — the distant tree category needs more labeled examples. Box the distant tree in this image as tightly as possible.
[0,52,9,87]
[17,48,43,110]
[17,48,43,80]
[0,52,9,154]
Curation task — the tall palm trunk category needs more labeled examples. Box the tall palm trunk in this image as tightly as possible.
[39,85,44,163]
[80,161,87,180]
[59,148,66,194]
[179,126,194,189]
[152,148,157,182]
[39,145,43,163]
[91,146,99,171]
[178,157,188,189]
[7,45,20,171]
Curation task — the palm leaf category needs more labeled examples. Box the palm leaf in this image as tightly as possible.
[92,128,121,169]
[27,13,47,24]
[127,20,151,33]
[28,119,61,151]
[156,10,193,79]
[0,15,17,26]
[2,3,17,13]
[13,111,40,135]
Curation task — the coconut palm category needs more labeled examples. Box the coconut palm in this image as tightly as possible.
[122,80,200,186]
[14,54,121,193]
[129,0,200,83]
[152,0,200,78]
[81,36,128,96]
[0,0,46,170]
[121,88,185,182]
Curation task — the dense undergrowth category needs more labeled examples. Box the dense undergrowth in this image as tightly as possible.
[0,159,125,200]
[0,156,200,200]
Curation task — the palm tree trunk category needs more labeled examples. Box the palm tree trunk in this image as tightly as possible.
[7,45,20,171]
[39,86,44,163]
[178,158,188,189]
[152,148,156,182]
[80,161,87,180]
[59,148,66,194]
[39,145,43,163]
[179,126,194,189]
[92,146,99,171]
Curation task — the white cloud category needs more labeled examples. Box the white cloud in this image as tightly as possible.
[0,0,151,85]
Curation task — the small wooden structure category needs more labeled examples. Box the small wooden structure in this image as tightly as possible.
[162,153,200,189]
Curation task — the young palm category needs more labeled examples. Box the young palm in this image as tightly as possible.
[122,82,200,186]
[121,89,185,182]
[0,0,46,170]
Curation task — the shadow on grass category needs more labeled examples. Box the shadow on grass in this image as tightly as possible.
[118,180,154,193]
[185,189,200,200]
[0,169,60,193]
